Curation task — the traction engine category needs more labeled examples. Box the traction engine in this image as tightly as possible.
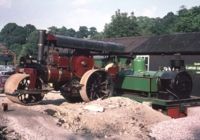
[4,30,124,105]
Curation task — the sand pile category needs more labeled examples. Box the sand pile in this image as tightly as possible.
[42,94,170,139]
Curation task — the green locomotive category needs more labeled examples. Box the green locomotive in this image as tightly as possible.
[116,57,192,100]
[110,57,199,118]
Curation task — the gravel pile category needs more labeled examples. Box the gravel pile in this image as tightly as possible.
[47,96,170,139]
[150,107,200,140]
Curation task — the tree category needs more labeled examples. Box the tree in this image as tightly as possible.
[48,26,77,37]
[25,30,38,56]
[92,32,105,39]
[66,28,76,37]
[59,26,68,35]
[48,26,59,34]
[149,18,165,35]
[175,6,200,32]
[88,27,98,38]
[24,24,36,37]
[150,12,177,35]
[8,43,23,60]
[162,12,177,33]
[136,16,154,35]
[77,26,89,38]
[0,23,26,45]
[104,10,139,38]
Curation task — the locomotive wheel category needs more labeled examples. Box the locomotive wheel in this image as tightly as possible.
[80,69,113,102]
[4,73,44,105]
[60,78,82,103]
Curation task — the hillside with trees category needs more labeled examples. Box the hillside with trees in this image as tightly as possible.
[104,6,200,37]
[0,5,200,60]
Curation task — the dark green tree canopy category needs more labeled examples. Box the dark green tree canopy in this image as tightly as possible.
[175,6,200,32]
[77,26,89,38]
[89,27,98,38]
[136,16,154,35]
[48,26,98,38]
[104,6,200,37]
[0,23,26,45]
[24,24,36,37]
[104,10,139,38]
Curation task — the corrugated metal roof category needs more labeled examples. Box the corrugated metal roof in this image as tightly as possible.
[102,36,149,53]
[134,32,200,53]
[103,32,200,54]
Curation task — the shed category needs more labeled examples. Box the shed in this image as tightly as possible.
[103,32,200,96]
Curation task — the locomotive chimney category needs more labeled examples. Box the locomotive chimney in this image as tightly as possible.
[37,30,46,64]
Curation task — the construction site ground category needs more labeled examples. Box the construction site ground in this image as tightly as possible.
[1,92,200,140]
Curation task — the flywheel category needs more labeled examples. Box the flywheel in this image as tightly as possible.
[80,69,113,102]
[4,73,44,105]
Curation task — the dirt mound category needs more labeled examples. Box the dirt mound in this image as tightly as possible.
[0,92,170,140]
[42,94,170,139]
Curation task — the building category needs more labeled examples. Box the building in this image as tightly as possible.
[103,32,200,96]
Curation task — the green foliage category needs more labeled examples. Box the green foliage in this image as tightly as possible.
[26,30,38,45]
[175,6,200,32]
[0,23,26,45]
[104,10,139,38]
[66,28,76,37]
[136,16,154,35]
[89,27,98,38]
[26,30,38,57]
[24,24,36,37]
[150,12,178,35]
[0,23,37,61]
[91,32,105,40]
[76,26,89,38]
[8,43,23,60]
[104,6,200,37]
[48,26,98,38]
[48,26,59,34]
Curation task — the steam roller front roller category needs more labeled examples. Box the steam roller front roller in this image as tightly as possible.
[80,69,114,102]
[4,74,44,105]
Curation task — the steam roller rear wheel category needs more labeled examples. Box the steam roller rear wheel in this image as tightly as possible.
[4,73,44,105]
[80,69,113,102]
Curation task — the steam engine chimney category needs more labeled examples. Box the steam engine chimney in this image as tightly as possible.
[37,30,46,64]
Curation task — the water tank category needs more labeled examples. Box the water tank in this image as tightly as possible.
[132,57,145,72]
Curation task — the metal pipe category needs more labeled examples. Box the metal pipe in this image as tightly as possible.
[37,30,46,64]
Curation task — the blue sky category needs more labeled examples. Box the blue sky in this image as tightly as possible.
[0,0,200,31]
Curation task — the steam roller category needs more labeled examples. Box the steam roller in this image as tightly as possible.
[4,73,45,105]
[3,30,124,105]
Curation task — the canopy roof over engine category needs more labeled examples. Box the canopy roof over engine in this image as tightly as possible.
[47,34,125,53]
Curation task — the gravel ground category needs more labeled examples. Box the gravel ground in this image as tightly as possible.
[150,107,200,140]
[0,110,22,140]
[2,92,200,140]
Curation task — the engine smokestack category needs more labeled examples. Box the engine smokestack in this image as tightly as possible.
[37,30,46,64]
